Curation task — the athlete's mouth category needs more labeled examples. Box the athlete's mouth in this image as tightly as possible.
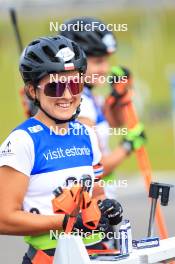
[55,102,73,109]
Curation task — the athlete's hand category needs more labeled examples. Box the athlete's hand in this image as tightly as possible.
[63,213,110,236]
[121,123,146,154]
[108,66,132,105]
[98,199,123,226]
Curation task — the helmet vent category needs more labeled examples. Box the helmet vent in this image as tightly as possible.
[88,34,96,43]
[95,30,102,38]
[42,46,59,62]
[21,64,32,71]
[72,42,80,60]
[74,34,85,43]
[29,40,40,46]
[59,44,66,49]
[28,51,43,63]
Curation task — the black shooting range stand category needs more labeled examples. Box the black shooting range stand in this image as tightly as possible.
[147,182,174,237]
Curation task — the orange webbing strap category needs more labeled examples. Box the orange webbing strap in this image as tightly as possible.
[32,250,54,264]
[81,192,101,229]
[52,185,101,233]
[52,188,78,215]
[64,185,84,234]
[52,185,82,234]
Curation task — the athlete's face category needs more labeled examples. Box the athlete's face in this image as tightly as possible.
[86,55,110,87]
[37,71,82,121]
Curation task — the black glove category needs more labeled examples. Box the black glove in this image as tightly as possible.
[98,199,123,226]
[63,213,110,236]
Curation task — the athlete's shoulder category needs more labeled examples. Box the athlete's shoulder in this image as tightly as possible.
[1,118,45,148]
[13,117,44,135]
[0,120,36,150]
[0,120,35,177]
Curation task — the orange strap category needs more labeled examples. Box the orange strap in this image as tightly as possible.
[52,185,101,232]
[82,197,101,229]
[52,187,80,215]
[32,250,54,264]
[52,189,76,215]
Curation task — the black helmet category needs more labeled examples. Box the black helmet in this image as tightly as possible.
[19,35,87,124]
[19,35,87,84]
[60,17,117,57]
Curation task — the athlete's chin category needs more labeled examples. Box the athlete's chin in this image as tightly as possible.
[52,110,75,121]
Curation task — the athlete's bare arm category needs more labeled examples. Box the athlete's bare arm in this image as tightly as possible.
[0,166,64,236]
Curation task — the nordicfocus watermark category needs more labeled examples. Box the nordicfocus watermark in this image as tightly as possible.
[50,73,127,85]
[49,21,128,32]
[50,229,120,241]
[97,179,128,188]
[50,125,128,137]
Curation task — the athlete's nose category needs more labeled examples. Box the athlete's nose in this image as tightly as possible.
[63,86,73,99]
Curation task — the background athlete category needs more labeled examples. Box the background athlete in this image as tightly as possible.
[60,17,146,196]
[60,17,146,248]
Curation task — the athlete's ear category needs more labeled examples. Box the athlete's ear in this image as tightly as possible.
[24,84,36,101]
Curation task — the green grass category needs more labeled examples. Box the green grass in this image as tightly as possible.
[0,8,175,171]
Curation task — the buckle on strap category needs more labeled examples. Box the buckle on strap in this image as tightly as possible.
[27,246,37,260]
[27,246,54,264]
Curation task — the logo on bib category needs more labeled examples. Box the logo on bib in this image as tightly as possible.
[43,146,91,161]
[0,141,14,157]
[28,125,43,133]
